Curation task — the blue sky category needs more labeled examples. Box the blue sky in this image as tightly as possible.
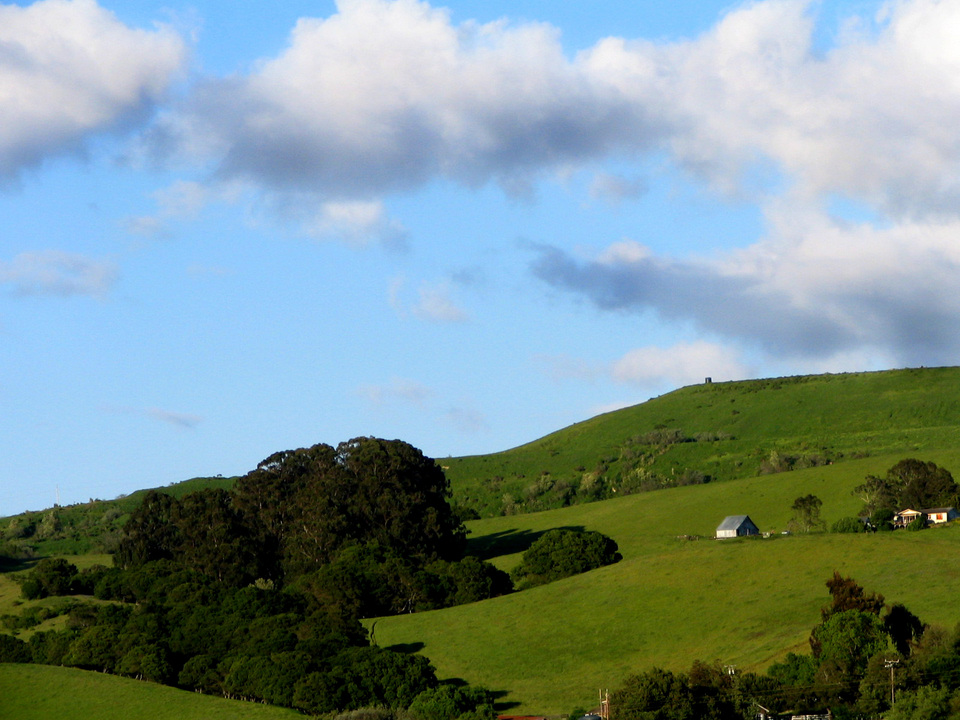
[3,0,960,516]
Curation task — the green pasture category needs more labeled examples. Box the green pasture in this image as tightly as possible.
[0,664,303,720]
[373,451,960,715]
[4,367,960,717]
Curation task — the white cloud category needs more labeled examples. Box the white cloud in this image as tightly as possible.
[579,0,960,217]
[390,276,469,323]
[132,0,960,226]
[0,251,118,297]
[303,199,408,248]
[612,341,751,387]
[0,0,186,180]
[155,0,652,200]
[412,281,469,323]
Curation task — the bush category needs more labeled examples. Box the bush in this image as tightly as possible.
[17,557,79,599]
[871,508,895,532]
[907,515,927,532]
[0,634,31,663]
[510,529,621,590]
[409,684,496,720]
[831,517,866,534]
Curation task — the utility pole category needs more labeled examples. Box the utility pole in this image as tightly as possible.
[884,658,900,706]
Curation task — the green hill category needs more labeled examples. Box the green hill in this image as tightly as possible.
[0,663,302,720]
[4,366,960,717]
[371,451,960,715]
[445,367,960,516]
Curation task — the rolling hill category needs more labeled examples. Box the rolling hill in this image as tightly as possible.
[3,366,960,717]
[444,367,960,516]
[371,450,960,714]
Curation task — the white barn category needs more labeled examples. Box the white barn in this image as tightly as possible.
[716,515,760,539]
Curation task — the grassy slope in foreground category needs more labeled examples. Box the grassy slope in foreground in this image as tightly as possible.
[0,664,303,720]
[444,367,960,515]
[373,450,960,716]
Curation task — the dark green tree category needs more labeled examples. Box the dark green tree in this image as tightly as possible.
[811,610,889,680]
[0,634,31,663]
[888,459,958,511]
[115,491,183,568]
[409,683,496,720]
[511,529,621,590]
[610,667,693,720]
[239,438,466,580]
[822,571,885,621]
[332,437,466,562]
[173,488,255,585]
[18,557,78,599]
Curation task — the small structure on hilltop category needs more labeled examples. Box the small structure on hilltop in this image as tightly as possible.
[716,515,760,539]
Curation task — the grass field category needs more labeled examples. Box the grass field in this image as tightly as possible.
[444,367,960,516]
[4,367,960,717]
[373,450,960,715]
[0,664,303,720]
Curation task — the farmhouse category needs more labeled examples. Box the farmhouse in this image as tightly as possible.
[894,509,923,528]
[716,515,760,539]
[895,507,958,528]
[924,507,959,524]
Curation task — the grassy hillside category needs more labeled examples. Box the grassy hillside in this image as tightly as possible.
[445,367,960,516]
[0,664,303,720]
[4,367,960,716]
[372,449,960,715]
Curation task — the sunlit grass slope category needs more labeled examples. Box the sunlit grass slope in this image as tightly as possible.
[374,450,960,715]
[445,367,960,515]
[0,664,302,720]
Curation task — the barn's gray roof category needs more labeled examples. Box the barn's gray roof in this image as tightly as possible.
[717,515,754,531]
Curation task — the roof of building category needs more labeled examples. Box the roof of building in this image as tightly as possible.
[717,515,755,531]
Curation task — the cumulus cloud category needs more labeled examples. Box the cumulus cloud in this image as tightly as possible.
[153,0,654,200]
[0,251,118,297]
[531,205,960,366]
[611,341,751,387]
[148,0,960,220]
[0,0,186,181]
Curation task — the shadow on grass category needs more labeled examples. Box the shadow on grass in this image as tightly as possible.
[0,556,40,573]
[385,641,425,654]
[466,526,585,560]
